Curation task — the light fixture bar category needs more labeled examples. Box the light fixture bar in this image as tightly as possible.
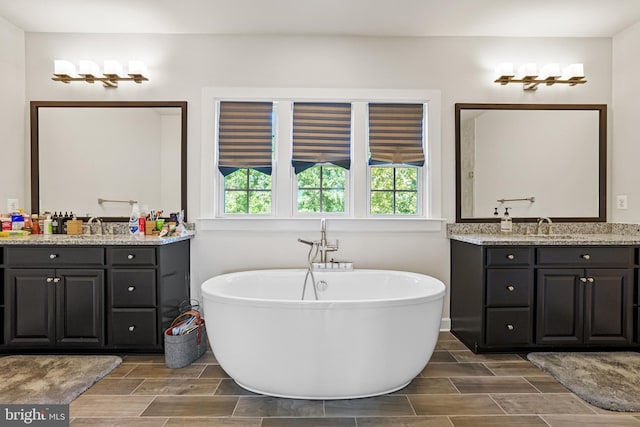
[494,63,586,91]
[52,59,149,88]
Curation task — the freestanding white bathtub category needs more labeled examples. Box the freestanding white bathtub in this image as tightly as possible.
[201,269,445,399]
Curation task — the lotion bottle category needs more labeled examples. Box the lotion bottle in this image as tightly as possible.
[500,207,513,233]
[129,203,141,235]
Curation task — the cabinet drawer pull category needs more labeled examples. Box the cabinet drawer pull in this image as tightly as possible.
[506,324,515,331]
[506,254,515,260]
[581,254,591,260]
[127,286,136,292]
[46,277,54,283]
[49,253,58,259]
[506,285,515,292]
[580,277,587,283]
[587,277,595,283]
[128,326,136,332]
[127,254,135,260]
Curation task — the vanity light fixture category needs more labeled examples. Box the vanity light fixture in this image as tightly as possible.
[52,59,149,88]
[494,62,586,91]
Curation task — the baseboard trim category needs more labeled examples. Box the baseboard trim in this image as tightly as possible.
[440,317,451,331]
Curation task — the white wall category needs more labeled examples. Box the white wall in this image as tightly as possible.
[20,33,613,325]
[612,21,640,222]
[0,15,25,211]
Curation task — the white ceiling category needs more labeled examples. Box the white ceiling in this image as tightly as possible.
[0,0,639,38]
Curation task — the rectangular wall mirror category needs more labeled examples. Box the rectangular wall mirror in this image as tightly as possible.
[31,101,187,220]
[455,103,606,223]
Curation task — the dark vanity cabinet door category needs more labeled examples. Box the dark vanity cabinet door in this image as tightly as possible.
[536,268,633,346]
[583,268,633,344]
[5,269,56,345]
[536,269,584,345]
[5,268,104,346]
[55,269,104,346]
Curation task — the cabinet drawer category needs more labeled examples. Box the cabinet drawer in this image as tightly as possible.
[111,270,156,307]
[6,247,105,267]
[110,309,157,346]
[486,269,531,307]
[111,248,156,266]
[486,308,531,346]
[486,248,531,266]
[537,247,632,266]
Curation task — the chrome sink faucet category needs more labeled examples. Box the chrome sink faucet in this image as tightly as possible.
[88,216,103,235]
[319,218,339,263]
[536,217,553,235]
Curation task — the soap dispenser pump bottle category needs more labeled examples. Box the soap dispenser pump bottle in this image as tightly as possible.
[500,207,513,233]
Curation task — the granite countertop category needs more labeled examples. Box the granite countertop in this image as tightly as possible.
[447,222,640,246]
[448,233,640,246]
[0,232,195,246]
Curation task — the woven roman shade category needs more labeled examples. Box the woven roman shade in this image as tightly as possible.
[218,101,273,176]
[292,102,351,174]
[368,103,425,166]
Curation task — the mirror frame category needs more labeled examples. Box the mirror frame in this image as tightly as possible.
[455,103,607,223]
[30,100,188,221]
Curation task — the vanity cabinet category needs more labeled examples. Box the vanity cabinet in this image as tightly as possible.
[5,268,104,347]
[1,239,190,353]
[450,240,636,352]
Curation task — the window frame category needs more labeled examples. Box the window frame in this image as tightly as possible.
[201,87,443,231]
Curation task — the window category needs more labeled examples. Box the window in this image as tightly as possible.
[368,103,424,216]
[297,165,346,213]
[370,166,418,214]
[224,169,272,214]
[204,87,442,226]
[292,102,351,214]
[217,101,274,215]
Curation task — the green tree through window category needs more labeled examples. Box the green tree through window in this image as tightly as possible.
[370,166,418,214]
[297,165,346,213]
[225,169,272,214]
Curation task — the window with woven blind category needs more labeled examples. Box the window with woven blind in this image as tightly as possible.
[292,102,352,174]
[218,101,273,176]
[218,101,274,214]
[368,103,425,166]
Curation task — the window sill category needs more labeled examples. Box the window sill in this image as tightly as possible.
[196,217,447,233]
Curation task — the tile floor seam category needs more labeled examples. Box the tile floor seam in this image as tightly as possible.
[486,392,509,415]
[136,395,159,418]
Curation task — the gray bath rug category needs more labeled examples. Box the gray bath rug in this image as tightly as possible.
[527,352,640,411]
[0,355,122,404]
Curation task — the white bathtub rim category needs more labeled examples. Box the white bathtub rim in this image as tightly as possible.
[201,268,446,309]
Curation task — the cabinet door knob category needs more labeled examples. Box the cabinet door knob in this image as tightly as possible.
[127,254,135,260]
[506,254,515,260]
[46,277,54,283]
[128,326,136,332]
[587,277,595,283]
[580,277,588,283]
[53,277,61,283]
[581,254,590,260]
[506,324,515,331]
[127,286,136,292]
[506,285,515,292]
[49,253,58,259]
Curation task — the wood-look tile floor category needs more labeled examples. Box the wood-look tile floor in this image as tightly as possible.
[69,332,640,426]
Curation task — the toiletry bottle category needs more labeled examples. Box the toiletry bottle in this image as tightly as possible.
[31,214,40,234]
[129,203,141,235]
[52,212,59,234]
[500,207,513,233]
[43,214,52,235]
